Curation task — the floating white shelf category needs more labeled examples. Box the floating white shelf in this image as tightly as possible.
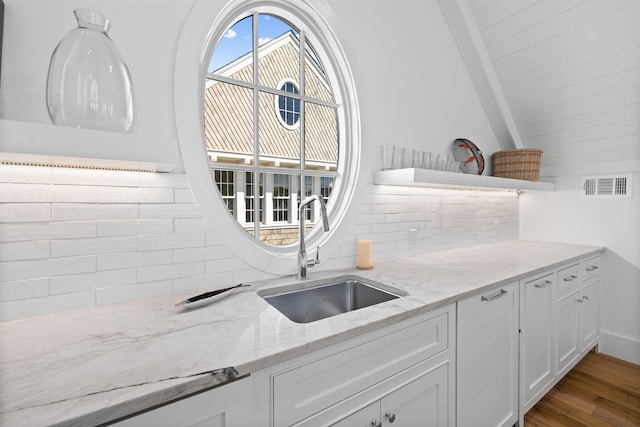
[0,119,177,172]
[373,168,555,192]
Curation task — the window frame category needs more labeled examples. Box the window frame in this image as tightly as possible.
[174,0,362,275]
[275,78,301,130]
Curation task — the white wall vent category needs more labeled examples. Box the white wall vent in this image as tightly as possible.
[581,174,632,198]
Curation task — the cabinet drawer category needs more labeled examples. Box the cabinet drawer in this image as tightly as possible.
[557,263,580,299]
[272,311,449,427]
[525,272,555,291]
[581,256,601,281]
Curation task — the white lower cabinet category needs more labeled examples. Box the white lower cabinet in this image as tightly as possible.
[580,280,599,352]
[111,376,252,427]
[556,288,581,376]
[253,304,456,427]
[520,272,556,411]
[332,363,449,427]
[518,255,601,423]
[457,282,519,427]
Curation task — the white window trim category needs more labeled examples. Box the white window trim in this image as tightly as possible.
[174,0,361,275]
[274,78,301,130]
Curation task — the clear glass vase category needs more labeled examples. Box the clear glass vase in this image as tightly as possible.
[46,8,134,132]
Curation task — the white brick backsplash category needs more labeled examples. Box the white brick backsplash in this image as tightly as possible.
[172,273,234,295]
[97,219,173,237]
[384,212,426,223]
[172,246,231,264]
[52,203,138,221]
[0,204,50,222]
[0,255,95,282]
[1,164,52,183]
[52,168,140,187]
[0,165,519,320]
[205,257,250,275]
[139,173,189,189]
[0,183,51,202]
[233,268,278,285]
[0,240,50,262]
[97,250,173,271]
[0,291,96,321]
[174,218,209,233]
[0,223,51,242]
[137,262,205,283]
[96,281,172,306]
[49,255,97,277]
[98,186,174,203]
[50,185,97,203]
[96,219,137,237]
[137,232,204,251]
[0,278,50,302]
[51,236,137,257]
[51,268,137,294]
[139,203,202,219]
[174,188,196,203]
[51,221,97,239]
[355,213,385,225]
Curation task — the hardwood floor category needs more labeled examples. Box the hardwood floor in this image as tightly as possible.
[525,352,640,427]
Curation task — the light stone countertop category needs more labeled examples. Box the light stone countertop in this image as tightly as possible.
[0,240,605,427]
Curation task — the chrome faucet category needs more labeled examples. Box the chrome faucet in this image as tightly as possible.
[297,194,330,280]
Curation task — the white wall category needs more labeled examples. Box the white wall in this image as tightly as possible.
[520,173,640,364]
[0,0,504,169]
[0,0,513,320]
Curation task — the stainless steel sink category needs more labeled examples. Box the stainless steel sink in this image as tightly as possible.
[258,275,404,323]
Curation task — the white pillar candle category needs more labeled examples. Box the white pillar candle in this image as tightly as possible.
[356,239,373,270]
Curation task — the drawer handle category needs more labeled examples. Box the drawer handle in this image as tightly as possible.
[563,274,578,282]
[535,280,552,288]
[385,412,396,423]
[481,289,508,301]
[583,295,589,300]
[586,266,599,272]
[371,420,381,427]
[577,298,584,304]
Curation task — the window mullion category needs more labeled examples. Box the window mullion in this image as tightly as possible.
[252,12,260,240]
[299,30,306,209]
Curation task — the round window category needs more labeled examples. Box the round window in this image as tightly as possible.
[174,0,360,274]
[276,80,301,128]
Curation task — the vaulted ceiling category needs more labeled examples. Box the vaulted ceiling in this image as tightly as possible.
[464,0,640,174]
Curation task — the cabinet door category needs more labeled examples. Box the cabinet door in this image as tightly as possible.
[520,273,555,409]
[457,283,518,427]
[112,377,251,427]
[580,281,599,352]
[331,401,380,427]
[381,363,449,427]
[556,290,580,376]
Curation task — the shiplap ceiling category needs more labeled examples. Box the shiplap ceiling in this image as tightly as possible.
[466,0,640,170]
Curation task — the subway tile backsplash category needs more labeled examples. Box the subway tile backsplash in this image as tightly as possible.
[0,165,518,320]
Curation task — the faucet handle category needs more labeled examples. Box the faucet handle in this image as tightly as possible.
[307,246,321,268]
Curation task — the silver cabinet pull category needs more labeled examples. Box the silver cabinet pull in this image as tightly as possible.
[481,289,508,301]
[577,298,584,303]
[371,420,381,427]
[583,295,589,300]
[385,412,396,423]
[535,280,552,288]
[563,274,578,282]
[586,265,599,272]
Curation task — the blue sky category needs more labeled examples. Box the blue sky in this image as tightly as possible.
[208,14,296,73]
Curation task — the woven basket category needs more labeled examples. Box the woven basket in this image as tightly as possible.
[492,149,543,182]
